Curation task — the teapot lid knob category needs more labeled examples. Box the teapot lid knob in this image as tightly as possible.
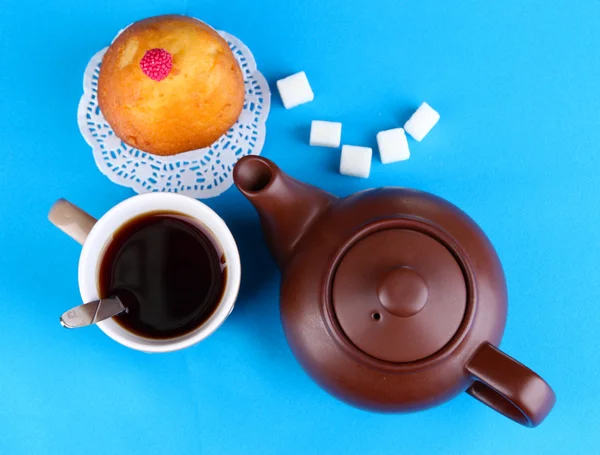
[377,267,428,318]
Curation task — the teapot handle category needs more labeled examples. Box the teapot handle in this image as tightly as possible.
[466,342,555,427]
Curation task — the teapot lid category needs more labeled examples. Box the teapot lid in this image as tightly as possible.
[332,229,467,363]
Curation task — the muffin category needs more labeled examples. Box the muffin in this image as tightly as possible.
[98,15,245,156]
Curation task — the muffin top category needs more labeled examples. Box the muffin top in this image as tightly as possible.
[98,15,245,156]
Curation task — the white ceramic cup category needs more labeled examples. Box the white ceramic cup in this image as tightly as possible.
[49,193,241,353]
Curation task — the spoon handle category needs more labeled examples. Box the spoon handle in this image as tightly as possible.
[60,297,126,329]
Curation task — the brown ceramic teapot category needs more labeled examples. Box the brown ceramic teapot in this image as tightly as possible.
[233,156,555,427]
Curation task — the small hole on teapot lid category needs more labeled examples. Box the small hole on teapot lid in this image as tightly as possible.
[371,312,381,321]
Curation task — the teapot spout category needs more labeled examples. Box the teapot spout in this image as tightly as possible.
[234,156,336,269]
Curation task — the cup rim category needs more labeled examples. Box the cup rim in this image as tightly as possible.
[78,193,241,353]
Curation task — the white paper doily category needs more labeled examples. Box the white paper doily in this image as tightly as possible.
[77,31,270,198]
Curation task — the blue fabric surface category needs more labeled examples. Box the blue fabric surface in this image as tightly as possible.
[0,0,598,453]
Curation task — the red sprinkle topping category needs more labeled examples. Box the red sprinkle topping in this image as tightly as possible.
[139,48,173,81]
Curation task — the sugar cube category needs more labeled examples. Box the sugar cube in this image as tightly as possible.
[276,71,314,109]
[376,128,410,164]
[404,102,440,142]
[340,145,372,178]
[310,121,342,148]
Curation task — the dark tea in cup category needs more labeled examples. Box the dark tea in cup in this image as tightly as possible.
[98,211,227,339]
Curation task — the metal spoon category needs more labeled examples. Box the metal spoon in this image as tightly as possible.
[60,296,126,329]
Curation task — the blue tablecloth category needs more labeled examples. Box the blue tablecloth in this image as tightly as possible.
[0,0,597,453]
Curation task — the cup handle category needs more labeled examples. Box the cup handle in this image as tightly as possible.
[466,342,556,427]
[48,199,97,245]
